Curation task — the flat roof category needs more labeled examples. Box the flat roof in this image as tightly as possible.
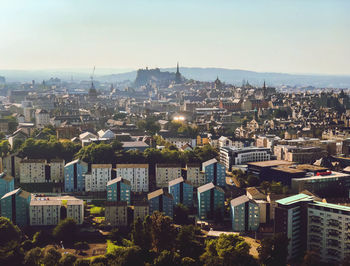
[276,193,314,205]
[247,160,292,168]
[271,166,305,174]
[309,201,350,212]
[293,171,350,181]
[296,164,328,171]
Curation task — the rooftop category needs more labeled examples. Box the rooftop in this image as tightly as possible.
[247,160,292,168]
[276,193,314,205]
[293,171,350,181]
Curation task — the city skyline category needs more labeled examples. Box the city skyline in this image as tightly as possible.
[1,0,349,75]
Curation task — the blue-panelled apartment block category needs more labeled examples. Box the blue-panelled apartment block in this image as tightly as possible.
[168,177,193,208]
[107,177,131,205]
[64,159,88,192]
[1,188,31,226]
[0,172,14,199]
[197,182,225,220]
[202,158,226,186]
[230,195,260,232]
[148,188,174,218]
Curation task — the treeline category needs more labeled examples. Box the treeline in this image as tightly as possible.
[0,213,292,266]
[8,136,218,165]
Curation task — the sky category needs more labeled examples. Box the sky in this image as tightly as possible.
[0,0,349,75]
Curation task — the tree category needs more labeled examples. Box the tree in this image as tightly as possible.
[258,233,289,266]
[32,230,52,247]
[74,258,91,266]
[149,212,176,252]
[176,225,203,260]
[52,218,77,244]
[247,175,259,186]
[59,253,77,266]
[0,140,10,157]
[42,247,61,266]
[131,218,145,248]
[24,247,43,266]
[200,234,257,266]
[173,204,190,225]
[0,217,21,262]
[153,250,180,266]
[181,257,197,266]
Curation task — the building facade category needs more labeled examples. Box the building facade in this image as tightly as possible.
[185,163,206,187]
[20,159,47,183]
[197,182,225,220]
[155,164,182,188]
[168,177,193,208]
[230,195,260,232]
[64,159,88,192]
[106,177,131,205]
[202,158,226,186]
[1,188,31,226]
[133,202,149,222]
[148,188,174,218]
[105,201,128,227]
[115,164,149,192]
[85,164,112,192]
[0,173,14,199]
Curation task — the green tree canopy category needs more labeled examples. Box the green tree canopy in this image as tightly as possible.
[258,233,289,266]
[52,218,77,244]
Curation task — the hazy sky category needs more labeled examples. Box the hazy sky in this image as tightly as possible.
[1,0,349,75]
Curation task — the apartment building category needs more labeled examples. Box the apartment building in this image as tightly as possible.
[1,188,31,226]
[20,159,47,183]
[105,201,128,227]
[85,164,112,192]
[274,145,327,164]
[202,158,226,187]
[156,164,182,188]
[107,177,131,205]
[0,172,14,199]
[184,163,206,187]
[230,195,259,232]
[29,196,84,225]
[49,159,65,182]
[148,188,174,218]
[168,177,193,208]
[35,109,50,128]
[197,182,225,221]
[220,147,271,171]
[133,202,149,222]
[115,164,149,192]
[64,159,88,192]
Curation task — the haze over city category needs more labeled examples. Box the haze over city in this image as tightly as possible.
[1,0,350,75]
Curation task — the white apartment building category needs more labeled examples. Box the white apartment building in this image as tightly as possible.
[105,202,128,227]
[50,159,65,182]
[20,159,47,183]
[115,164,149,192]
[30,199,61,226]
[308,201,350,263]
[164,137,196,149]
[85,164,112,192]
[155,164,182,188]
[220,147,271,171]
[29,196,84,225]
[35,109,50,128]
[67,199,84,224]
[185,164,206,187]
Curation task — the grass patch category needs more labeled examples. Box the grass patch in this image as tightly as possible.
[106,240,124,254]
[90,206,104,215]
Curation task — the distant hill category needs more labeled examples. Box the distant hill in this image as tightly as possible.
[99,67,350,88]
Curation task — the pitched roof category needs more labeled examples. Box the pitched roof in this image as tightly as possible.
[202,158,218,168]
[230,195,250,207]
[107,177,131,187]
[197,182,215,193]
[1,188,21,200]
[147,188,173,200]
[276,193,314,206]
[0,172,14,182]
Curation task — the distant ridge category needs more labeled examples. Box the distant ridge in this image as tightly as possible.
[99,67,350,88]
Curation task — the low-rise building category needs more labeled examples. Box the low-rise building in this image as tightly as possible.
[148,188,174,218]
[197,182,225,220]
[105,201,128,227]
[168,177,193,208]
[156,164,182,188]
[107,177,131,205]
